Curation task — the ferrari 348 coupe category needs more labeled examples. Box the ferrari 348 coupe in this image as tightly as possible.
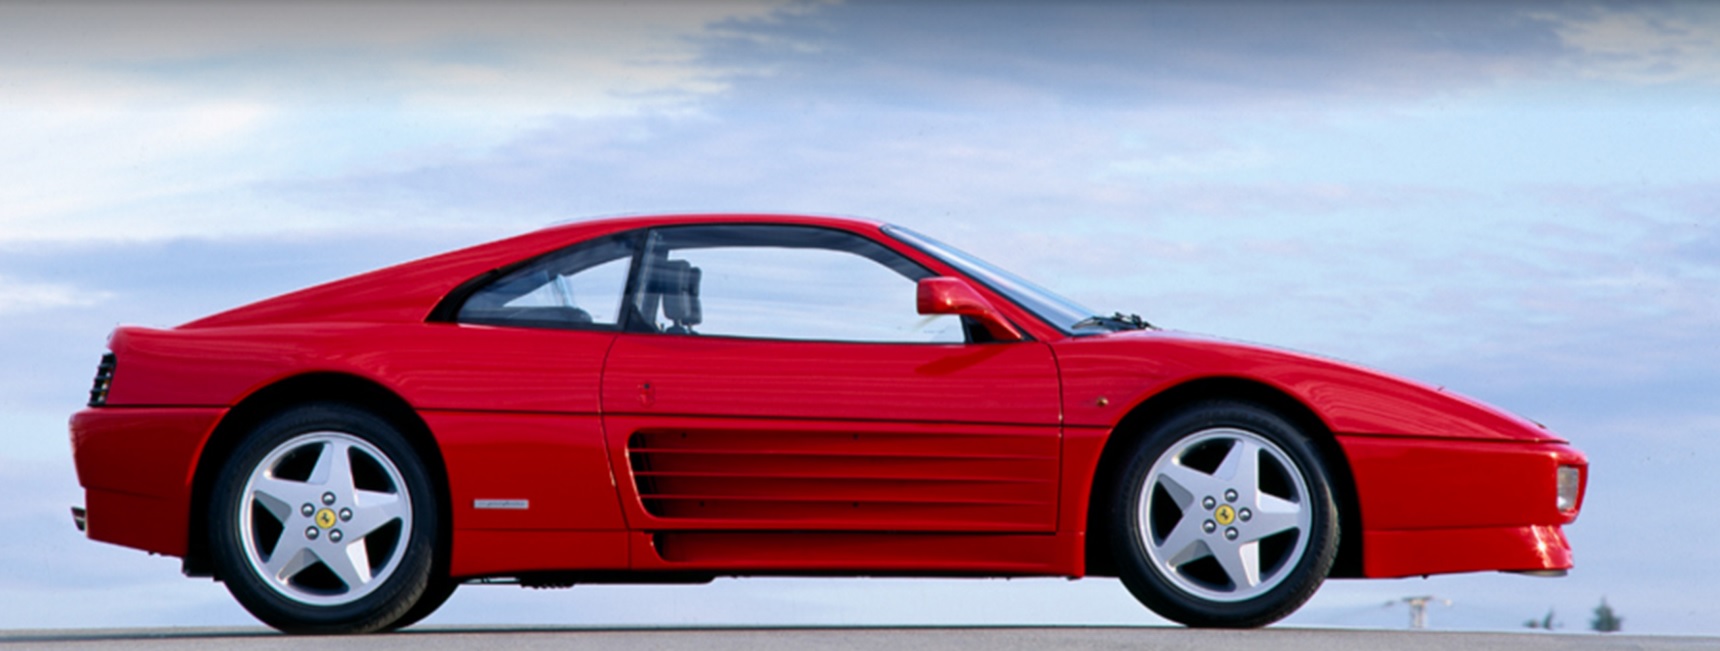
[69,214,1587,633]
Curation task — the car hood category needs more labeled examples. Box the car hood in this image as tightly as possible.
[1053,329,1563,443]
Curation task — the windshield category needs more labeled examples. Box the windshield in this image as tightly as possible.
[884,225,1103,335]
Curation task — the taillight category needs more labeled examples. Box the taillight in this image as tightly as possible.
[87,353,116,407]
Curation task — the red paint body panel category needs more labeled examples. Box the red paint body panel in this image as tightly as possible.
[600,334,1062,534]
[451,531,629,578]
[69,407,224,555]
[633,531,1080,575]
[104,323,613,413]
[82,489,188,557]
[1338,435,1585,577]
[1057,425,1111,564]
[66,213,1588,588]
[1362,525,1573,578]
[70,408,221,497]
[605,415,1061,533]
[601,334,1061,425]
[1052,331,1561,442]
[1338,435,1587,531]
[424,411,625,532]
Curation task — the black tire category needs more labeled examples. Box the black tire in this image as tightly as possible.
[1108,400,1339,628]
[383,576,458,631]
[208,403,440,634]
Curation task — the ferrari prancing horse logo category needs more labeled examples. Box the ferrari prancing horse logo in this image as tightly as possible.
[1214,504,1236,526]
[315,508,337,529]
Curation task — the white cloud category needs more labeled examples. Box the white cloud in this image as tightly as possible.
[0,1,795,244]
[1544,5,1720,83]
[0,2,796,121]
[1102,149,1272,178]
[0,72,275,232]
[0,276,112,315]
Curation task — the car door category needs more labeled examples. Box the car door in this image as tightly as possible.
[600,224,1063,535]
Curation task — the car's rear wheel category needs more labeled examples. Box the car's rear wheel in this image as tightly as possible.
[209,403,439,634]
[1109,401,1338,628]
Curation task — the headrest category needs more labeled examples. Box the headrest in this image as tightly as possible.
[654,259,701,326]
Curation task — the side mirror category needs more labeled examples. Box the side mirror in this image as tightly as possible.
[916,277,1023,342]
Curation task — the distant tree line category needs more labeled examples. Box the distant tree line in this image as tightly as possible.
[1525,598,1622,633]
[1590,598,1622,633]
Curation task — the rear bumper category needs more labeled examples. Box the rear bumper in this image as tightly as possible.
[79,489,193,556]
[69,407,226,557]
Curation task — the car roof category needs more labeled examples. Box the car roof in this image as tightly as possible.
[181,213,891,329]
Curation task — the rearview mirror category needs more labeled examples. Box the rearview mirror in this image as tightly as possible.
[916,277,1023,342]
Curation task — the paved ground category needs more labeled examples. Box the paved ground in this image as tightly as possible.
[1,627,1712,651]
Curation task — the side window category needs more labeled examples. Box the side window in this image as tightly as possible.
[457,234,635,329]
[630,225,965,343]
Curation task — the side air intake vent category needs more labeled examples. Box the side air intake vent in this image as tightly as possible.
[87,353,116,407]
[626,428,1058,530]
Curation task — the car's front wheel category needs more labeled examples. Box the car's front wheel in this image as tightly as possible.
[208,403,439,634]
[1109,400,1339,628]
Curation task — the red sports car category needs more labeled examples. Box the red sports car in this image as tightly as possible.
[69,214,1586,633]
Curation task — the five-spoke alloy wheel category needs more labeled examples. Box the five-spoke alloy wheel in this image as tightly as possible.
[209,403,440,634]
[1110,401,1339,628]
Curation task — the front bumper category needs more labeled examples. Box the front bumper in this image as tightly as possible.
[1337,434,1587,578]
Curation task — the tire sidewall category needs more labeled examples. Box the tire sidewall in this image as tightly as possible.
[208,403,436,634]
[1110,400,1339,628]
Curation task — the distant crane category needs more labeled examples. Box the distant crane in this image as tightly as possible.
[1387,595,1453,629]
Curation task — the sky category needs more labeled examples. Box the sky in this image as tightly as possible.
[2,0,1718,635]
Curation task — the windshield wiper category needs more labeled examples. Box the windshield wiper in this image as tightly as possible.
[1072,312,1154,331]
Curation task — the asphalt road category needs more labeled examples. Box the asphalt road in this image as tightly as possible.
[1,627,1713,651]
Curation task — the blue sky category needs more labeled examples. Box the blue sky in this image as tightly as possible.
[3,0,1718,634]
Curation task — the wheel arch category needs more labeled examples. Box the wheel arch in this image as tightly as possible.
[184,372,452,581]
[1082,376,1365,579]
